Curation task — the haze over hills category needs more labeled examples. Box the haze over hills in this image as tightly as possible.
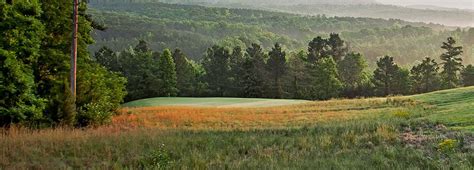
[151,0,474,27]
[377,0,474,10]
[88,0,474,67]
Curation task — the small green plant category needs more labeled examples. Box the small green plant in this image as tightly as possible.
[393,110,410,119]
[141,144,172,168]
[438,139,458,152]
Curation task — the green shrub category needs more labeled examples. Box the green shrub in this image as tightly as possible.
[140,144,172,169]
[438,139,458,152]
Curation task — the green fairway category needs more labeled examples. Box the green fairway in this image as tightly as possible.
[123,97,309,108]
[413,86,474,131]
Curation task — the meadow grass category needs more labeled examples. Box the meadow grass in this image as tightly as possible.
[1,87,474,169]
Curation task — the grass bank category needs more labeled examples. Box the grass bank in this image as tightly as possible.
[1,87,473,168]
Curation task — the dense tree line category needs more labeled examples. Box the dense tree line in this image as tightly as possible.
[95,35,474,102]
[1,0,126,127]
[87,1,474,66]
[2,1,474,128]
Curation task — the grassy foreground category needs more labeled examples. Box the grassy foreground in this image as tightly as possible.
[1,87,474,168]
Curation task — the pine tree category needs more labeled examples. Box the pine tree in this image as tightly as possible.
[461,65,474,87]
[172,49,195,96]
[309,57,342,100]
[242,43,268,98]
[0,0,46,126]
[287,50,309,99]
[94,46,120,71]
[308,36,328,63]
[410,57,441,93]
[392,68,411,95]
[118,42,160,101]
[158,49,178,97]
[266,43,287,98]
[229,46,245,97]
[134,40,151,53]
[440,37,463,89]
[373,56,403,96]
[202,45,231,96]
[327,33,348,62]
[338,52,369,97]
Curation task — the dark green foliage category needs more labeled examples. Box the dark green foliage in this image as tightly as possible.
[410,57,441,93]
[266,43,287,98]
[461,65,474,87]
[117,43,161,101]
[373,56,410,96]
[242,44,268,98]
[440,37,463,89]
[94,46,120,71]
[135,40,151,53]
[172,49,196,96]
[307,57,343,100]
[0,0,127,127]
[202,45,231,96]
[86,1,474,67]
[59,82,76,126]
[326,33,348,62]
[228,46,245,97]
[307,36,328,63]
[286,50,309,99]
[158,49,178,97]
[0,0,45,126]
[338,53,370,97]
[76,63,127,126]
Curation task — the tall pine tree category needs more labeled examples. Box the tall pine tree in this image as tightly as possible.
[373,56,402,96]
[158,49,178,97]
[410,57,441,93]
[266,43,287,98]
[308,57,342,100]
[202,45,231,96]
[172,49,195,96]
[338,52,369,97]
[242,43,268,98]
[440,37,463,89]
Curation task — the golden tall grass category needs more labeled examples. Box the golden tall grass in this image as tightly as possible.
[112,98,396,130]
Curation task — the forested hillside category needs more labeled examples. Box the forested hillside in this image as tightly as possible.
[88,1,474,66]
[266,4,474,27]
[114,0,474,27]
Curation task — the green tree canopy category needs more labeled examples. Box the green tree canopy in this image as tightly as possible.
[440,37,463,89]
[410,57,441,93]
[158,49,178,97]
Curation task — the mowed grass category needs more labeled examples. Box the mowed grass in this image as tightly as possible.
[1,87,473,168]
[413,86,474,131]
[123,97,309,108]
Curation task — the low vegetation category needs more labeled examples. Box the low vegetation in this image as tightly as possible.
[1,87,473,168]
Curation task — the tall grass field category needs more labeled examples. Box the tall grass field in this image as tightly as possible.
[1,87,473,169]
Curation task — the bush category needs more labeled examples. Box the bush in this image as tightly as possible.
[140,144,172,168]
[438,139,458,153]
[76,63,127,126]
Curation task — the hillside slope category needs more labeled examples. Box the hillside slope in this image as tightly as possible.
[110,0,474,27]
[88,1,474,66]
[414,86,474,131]
[2,87,473,168]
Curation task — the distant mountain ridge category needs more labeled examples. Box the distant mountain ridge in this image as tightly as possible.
[151,0,474,27]
[157,0,378,5]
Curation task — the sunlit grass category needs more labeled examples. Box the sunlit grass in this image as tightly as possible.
[1,87,473,168]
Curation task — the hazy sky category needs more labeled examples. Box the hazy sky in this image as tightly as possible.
[377,0,474,10]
